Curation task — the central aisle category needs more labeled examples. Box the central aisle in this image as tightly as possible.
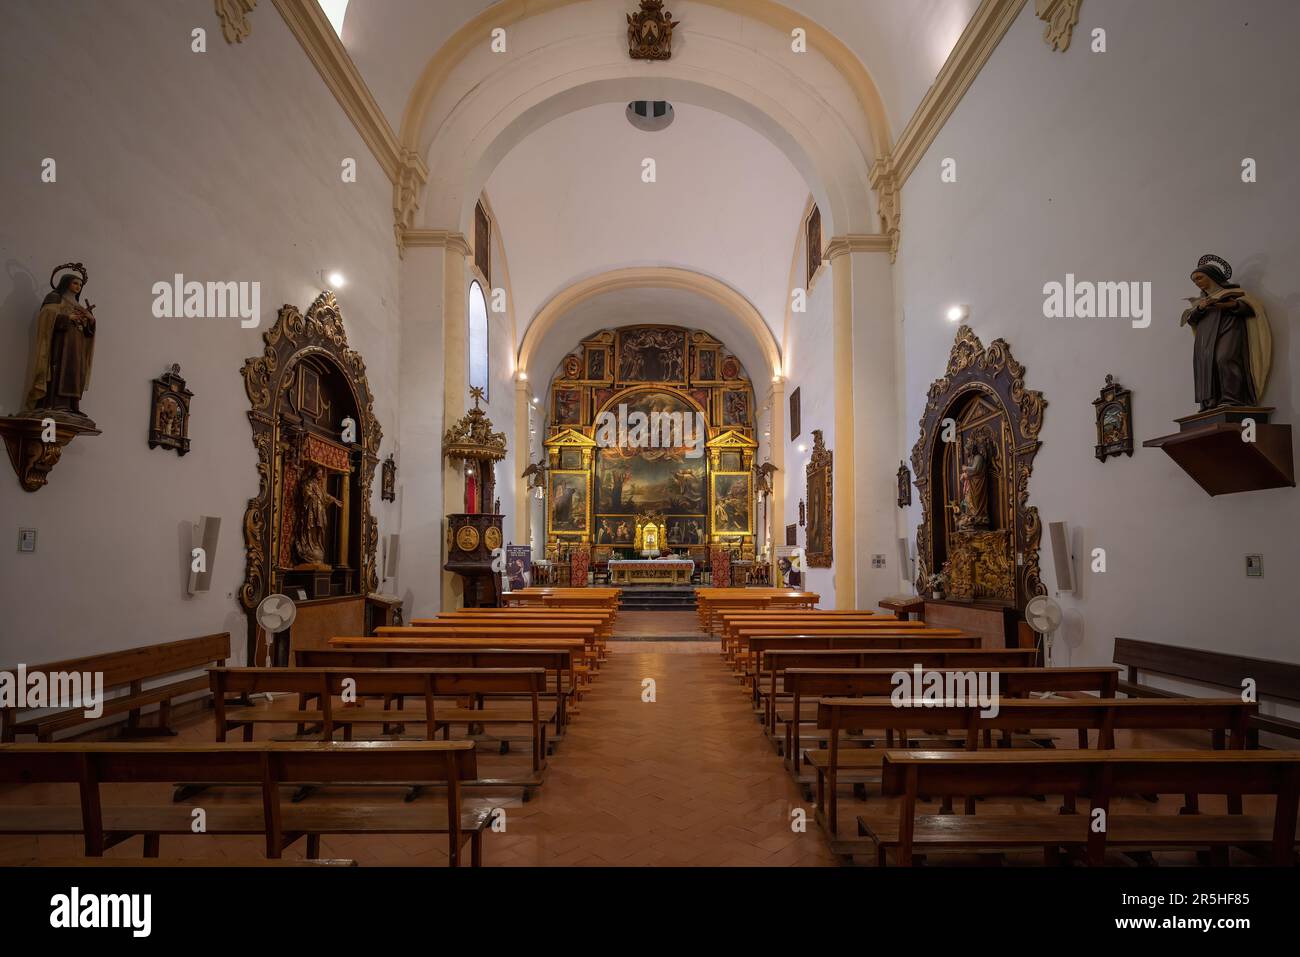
[490,642,838,866]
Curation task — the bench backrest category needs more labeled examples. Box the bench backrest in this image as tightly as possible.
[210,667,546,697]
[376,625,594,639]
[747,634,977,665]
[2,633,230,691]
[297,648,574,672]
[784,667,1120,698]
[332,636,585,652]
[1115,637,1300,704]
[763,648,1039,671]
[0,740,478,787]
[817,696,1256,741]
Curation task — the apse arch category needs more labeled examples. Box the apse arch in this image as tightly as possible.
[399,0,889,239]
[517,267,783,383]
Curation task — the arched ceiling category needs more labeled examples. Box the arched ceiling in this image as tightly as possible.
[339,0,983,146]
[486,102,808,346]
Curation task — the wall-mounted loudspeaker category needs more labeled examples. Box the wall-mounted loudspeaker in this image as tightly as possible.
[897,536,914,587]
[1047,521,1074,593]
[383,533,400,580]
[187,516,222,596]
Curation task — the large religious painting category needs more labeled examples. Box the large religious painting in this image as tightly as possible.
[710,472,751,535]
[910,325,1046,609]
[547,471,589,535]
[804,430,832,567]
[544,325,756,560]
[617,327,688,384]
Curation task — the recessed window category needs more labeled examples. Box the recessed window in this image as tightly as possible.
[469,281,489,400]
[319,0,349,37]
[626,101,675,132]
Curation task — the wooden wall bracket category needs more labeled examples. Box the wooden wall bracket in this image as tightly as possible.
[1143,407,1295,496]
[0,412,100,492]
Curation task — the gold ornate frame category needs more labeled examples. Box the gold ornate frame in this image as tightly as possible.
[709,471,753,538]
[239,292,382,612]
[546,470,592,539]
[909,325,1046,609]
[804,429,833,568]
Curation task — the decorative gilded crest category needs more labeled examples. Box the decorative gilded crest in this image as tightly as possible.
[628,0,679,61]
[442,387,507,464]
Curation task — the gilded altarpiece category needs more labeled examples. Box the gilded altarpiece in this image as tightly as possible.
[545,325,757,561]
[910,326,1046,610]
[240,293,382,646]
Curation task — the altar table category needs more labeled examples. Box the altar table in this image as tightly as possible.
[609,560,695,586]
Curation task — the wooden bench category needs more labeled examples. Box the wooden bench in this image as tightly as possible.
[860,750,1300,866]
[297,647,578,735]
[725,619,937,663]
[1,633,230,742]
[816,696,1257,834]
[4,857,359,867]
[777,666,1120,765]
[760,648,1044,734]
[210,667,550,778]
[1115,637,1300,744]
[0,741,489,866]
[741,632,974,688]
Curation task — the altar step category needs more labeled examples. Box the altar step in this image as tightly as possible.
[618,588,698,611]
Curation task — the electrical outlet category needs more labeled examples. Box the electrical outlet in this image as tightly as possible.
[17,528,36,553]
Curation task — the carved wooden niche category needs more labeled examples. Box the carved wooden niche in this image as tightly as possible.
[910,326,1047,609]
[239,292,382,621]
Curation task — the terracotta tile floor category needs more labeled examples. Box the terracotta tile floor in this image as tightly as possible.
[0,643,836,867]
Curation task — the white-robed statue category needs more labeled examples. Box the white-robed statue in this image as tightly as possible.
[1179,254,1271,410]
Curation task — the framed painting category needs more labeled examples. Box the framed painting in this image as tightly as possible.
[547,471,590,537]
[804,430,832,568]
[785,523,797,547]
[710,472,752,536]
[554,388,583,426]
[1093,374,1133,461]
[789,387,801,441]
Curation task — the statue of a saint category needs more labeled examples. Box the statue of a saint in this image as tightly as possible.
[1180,254,1271,410]
[24,263,96,417]
[294,465,341,567]
[956,435,990,531]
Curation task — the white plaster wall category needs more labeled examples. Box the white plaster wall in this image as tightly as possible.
[783,229,836,605]
[0,0,402,663]
[896,0,1300,671]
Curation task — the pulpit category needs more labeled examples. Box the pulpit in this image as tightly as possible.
[443,388,508,607]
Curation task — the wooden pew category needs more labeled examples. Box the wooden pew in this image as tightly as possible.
[741,632,975,689]
[695,589,819,634]
[761,648,1043,735]
[375,624,602,680]
[1,633,230,742]
[423,612,615,651]
[296,647,577,735]
[209,667,549,779]
[776,666,1121,765]
[816,696,1257,834]
[861,750,1300,866]
[1115,637,1300,744]
[0,741,489,866]
[724,618,935,662]
[4,858,359,867]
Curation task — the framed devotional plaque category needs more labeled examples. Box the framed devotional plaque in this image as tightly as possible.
[1093,375,1133,461]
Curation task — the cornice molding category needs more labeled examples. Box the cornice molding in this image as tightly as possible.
[825,235,894,260]
[885,0,1028,188]
[402,229,471,257]
[216,0,257,43]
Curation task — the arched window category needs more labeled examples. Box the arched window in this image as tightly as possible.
[468,280,489,400]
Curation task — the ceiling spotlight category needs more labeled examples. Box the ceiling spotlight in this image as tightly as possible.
[328,272,347,289]
[947,304,969,322]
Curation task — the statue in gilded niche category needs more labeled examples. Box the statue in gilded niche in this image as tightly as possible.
[1180,254,1271,410]
[954,434,991,532]
[24,263,96,418]
[294,465,341,568]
